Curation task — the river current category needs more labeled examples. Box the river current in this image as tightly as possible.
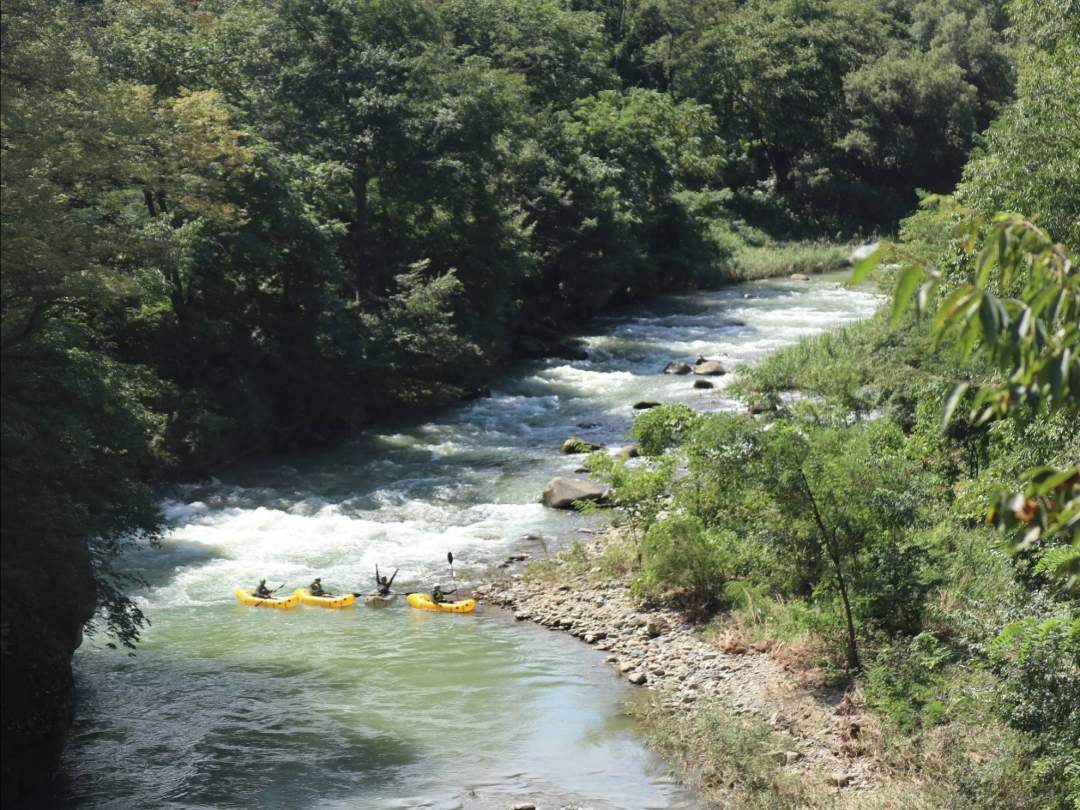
[57,273,880,809]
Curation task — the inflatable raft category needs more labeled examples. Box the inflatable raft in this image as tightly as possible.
[297,588,356,608]
[406,592,476,613]
[363,591,396,608]
[234,588,300,608]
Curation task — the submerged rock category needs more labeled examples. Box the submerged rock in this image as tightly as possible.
[693,379,714,389]
[663,361,692,375]
[541,478,609,509]
[633,401,662,410]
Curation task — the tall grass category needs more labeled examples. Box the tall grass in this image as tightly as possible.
[728,240,853,281]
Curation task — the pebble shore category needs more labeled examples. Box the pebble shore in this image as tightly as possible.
[476,534,877,797]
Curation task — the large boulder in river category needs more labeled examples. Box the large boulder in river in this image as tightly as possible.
[550,340,589,361]
[561,436,601,454]
[663,361,692,375]
[693,379,714,389]
[542,478,610,509]
[693,360,726,376]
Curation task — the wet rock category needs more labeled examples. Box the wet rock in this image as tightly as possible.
[790,272,810,281]
[663,361,692,375]
[561,437,601,455]
[611,445,639,460]
[511,803,536,810]
[693,360,726,376]
[693,379,714,389]
[618,661,637,673]
[633,401,662,410]
[541,478,609,510]
[551,340,589,360]
[627,672,648,685]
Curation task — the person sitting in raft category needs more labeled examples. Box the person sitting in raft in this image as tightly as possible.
[309,577,331,597]
[254,579,273,598]
[431,584,456,604]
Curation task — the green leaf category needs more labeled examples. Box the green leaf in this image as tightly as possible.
[941,382,970,430]
[1049,347,1069,400]
[848,243,886,285]
[978,293,1001,345]
[891,265,923,325]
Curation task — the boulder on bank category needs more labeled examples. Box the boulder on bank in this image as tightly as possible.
[747,397,776,415]
[663,361,692,375]
[789,273,810,281]
[633,401,662,410]
[693,360,726,376]
[542,477,609,509]
[611,444,639,460]
[560,436,601,454]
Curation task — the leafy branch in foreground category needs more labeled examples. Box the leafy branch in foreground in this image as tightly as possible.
[852,206,1079,591]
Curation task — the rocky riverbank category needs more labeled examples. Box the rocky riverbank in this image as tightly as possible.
[477,533,884,805]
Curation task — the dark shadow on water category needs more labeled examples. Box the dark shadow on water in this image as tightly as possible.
[54,651,419,809]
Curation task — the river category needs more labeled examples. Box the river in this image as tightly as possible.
[56,273,880,809]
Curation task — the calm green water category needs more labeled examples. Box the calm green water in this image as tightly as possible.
[58,274,879,809]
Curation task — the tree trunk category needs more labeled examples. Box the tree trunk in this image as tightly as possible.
[799,467,861,671]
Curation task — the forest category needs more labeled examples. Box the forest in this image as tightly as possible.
[1,0,1077,805]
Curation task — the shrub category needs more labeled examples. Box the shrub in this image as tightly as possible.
[638,515,733,608]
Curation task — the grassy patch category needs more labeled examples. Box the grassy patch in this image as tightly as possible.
[630,696,821,809]
[728,240,853,281]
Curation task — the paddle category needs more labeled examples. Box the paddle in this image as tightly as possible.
[253,582,286,604]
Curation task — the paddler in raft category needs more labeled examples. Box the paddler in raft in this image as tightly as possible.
[431,583,457,604]
[309,577,334,597]
[254,579,274,598]
[374,565,398,597]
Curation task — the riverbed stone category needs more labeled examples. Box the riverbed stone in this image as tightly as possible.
[663,361,692,375]
[633,401,662,410]
[790,272,810,281]
[627,672,648,685]
[645,619,670,637]
[693,379,714,389]
[541,478,609,509]
[693,360,726,376]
